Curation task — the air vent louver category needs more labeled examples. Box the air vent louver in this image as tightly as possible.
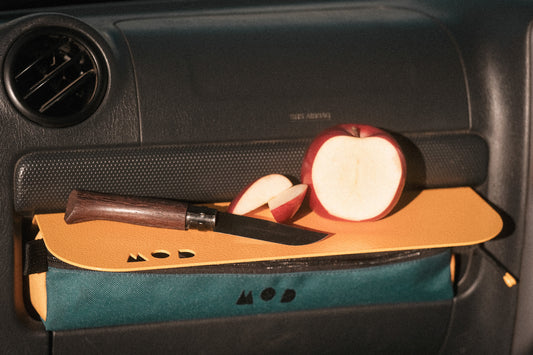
[4,28,107,127]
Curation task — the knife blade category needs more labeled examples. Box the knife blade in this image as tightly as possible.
[64,190,328,246]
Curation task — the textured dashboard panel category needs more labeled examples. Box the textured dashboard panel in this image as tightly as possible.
[0,1,530,354]
[14,133,487,214]
[117,6,469,144]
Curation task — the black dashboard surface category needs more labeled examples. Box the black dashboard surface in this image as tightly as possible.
[1,1,533,354]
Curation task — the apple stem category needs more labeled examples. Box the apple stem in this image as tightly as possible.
[348,126,360,137]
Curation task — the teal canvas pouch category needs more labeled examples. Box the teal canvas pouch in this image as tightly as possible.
[25,242,453,331]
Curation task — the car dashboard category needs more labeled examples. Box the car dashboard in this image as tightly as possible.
[1,0,533,353]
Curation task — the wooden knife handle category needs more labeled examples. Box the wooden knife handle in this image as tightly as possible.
[64,190,188,230]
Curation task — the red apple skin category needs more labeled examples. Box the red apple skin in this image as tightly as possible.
[301,124,406,222]
[269,184,308,223]
[227,179,255,214]
[227,174,292,215]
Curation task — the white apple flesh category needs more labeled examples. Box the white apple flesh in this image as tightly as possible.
[301,124,406,222]
[268,184,308,223]
[228,174,293,215]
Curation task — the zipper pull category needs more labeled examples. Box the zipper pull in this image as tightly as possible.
[477,245,517,288]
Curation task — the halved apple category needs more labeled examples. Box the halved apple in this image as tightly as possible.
[301,124,406,221]
[228,174,293,215]
[268,184,308,223]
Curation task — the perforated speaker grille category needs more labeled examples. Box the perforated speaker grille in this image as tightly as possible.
[14,134,488,214]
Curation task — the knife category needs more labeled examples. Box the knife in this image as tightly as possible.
[64,190,328,246]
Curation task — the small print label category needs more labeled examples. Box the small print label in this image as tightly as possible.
[289,112,332,122]
[236,288,296,305]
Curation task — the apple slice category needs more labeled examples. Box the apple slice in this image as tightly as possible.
[301,124,406,222]
[228,174,293,215]
[268,184,308,223]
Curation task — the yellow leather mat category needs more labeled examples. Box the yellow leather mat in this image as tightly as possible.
[34,187,503,272]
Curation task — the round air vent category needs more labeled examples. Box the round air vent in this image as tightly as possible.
[4,27,108,127]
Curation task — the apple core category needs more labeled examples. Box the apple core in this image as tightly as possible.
[311,135,403,221]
